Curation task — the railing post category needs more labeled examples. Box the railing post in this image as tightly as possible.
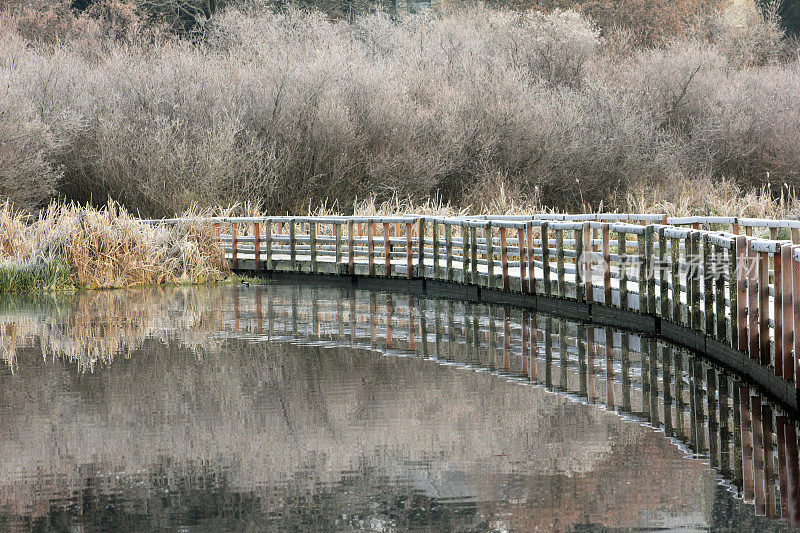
[289,219,296,272]
[231,222,238,270]
[658,227,668,318]
[671,236,681,323]
[417,218,425,276]
[432,219,440,280]
[748,241,759,360]
[347,220,355,275]
[775,244,784,377]
[383,222,391,277]
[500,226,509,291]
[461,223,469,284]
[518,226,527,293]
[703,233,714,334]
[575,224,585,302]
[758,249,770,366]
[542,222,551,297]
[794,246,800,386]
[690,232,701,331]
[581,222,594,302]
[782,243,793,381]
[527,222,535,294]
[486,223,494,289]
[471,225,478,284]
[445,223,453,281]
[602,223,611,306]
[254,222,261,271]
[368,220,375,276]
[265,219,273,271]
[618,229,628,309]
[310,221,318,274]
[335,222,343,270]
[715,243,726,341]
[556,228,565,298]
[645,225,655,315]
[406,222,414,279]
[735,236,748,352]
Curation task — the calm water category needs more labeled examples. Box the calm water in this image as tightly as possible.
[0,283,796,531]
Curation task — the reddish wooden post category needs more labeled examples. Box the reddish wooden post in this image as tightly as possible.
[347,220,355,275]
[748,243,760,361]
[583,222,592,302]
[518,226,527,293]
[782,244,794,381]
[602,223,611,305]
[758,250,770,366]
[527,222,534,292]
[254,222,261,270]
[737,236,749,352]
[794,246,800,386]
[368,221,375,276]
[732,218,740,235]
[775,245,784,377]
[500,227,509,291]
[384,222,391,277]
[406,222,413,279]
[231,222,238,270]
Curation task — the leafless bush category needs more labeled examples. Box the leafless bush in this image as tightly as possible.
[0,5,798,214]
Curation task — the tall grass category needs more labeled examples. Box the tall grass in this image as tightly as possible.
[0,201,227,292]
[0,3,798,215]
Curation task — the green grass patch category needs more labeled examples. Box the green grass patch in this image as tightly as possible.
[0,258,75,293]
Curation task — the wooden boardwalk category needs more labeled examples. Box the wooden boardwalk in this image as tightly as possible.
[172,213,800,400]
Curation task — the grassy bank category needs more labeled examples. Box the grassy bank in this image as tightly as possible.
[0,3,798,216]
[0,202,228,292]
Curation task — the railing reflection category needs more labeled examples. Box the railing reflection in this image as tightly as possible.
[224,283,800,525]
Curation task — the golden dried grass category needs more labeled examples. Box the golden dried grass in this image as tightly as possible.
[0,201,227,291]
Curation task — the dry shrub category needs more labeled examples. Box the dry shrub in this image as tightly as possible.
[37,202,226,288]
[510,0,725,46]
[0,92,60,210]
[0,202,227,290]
[0,5,799,215]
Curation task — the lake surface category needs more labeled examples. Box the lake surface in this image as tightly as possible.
[0,283,796,531]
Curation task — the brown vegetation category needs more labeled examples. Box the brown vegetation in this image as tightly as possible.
[0,2,798,217]
[0,202,226,291]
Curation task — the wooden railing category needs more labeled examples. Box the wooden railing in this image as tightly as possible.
[150,213,800,395]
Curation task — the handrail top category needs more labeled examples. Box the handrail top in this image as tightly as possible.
[667,216,738,225]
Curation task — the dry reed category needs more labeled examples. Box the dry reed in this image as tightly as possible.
[0,201,227,292]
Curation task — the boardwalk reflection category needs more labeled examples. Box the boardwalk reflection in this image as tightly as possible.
[225,283,800,526]
[0,284,798,529]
